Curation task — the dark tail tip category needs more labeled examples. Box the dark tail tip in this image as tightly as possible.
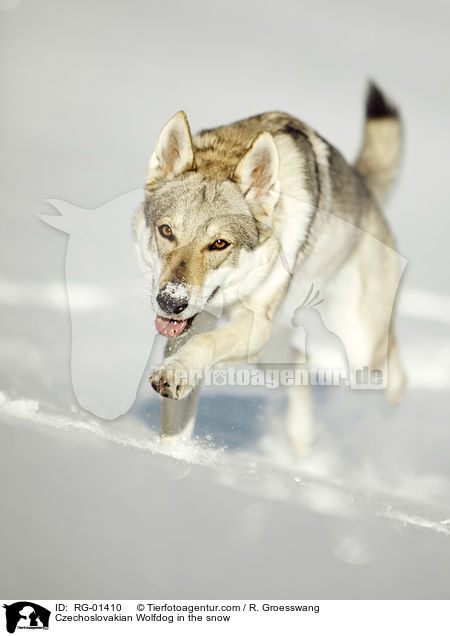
[366,81,399,119]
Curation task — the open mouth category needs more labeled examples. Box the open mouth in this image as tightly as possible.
[155,314,196,338]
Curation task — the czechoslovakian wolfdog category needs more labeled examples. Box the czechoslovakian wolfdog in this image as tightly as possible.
[134,83,405,454]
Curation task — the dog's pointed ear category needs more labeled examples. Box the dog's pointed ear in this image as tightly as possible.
[147,111,195,184]
[234,132,280,214]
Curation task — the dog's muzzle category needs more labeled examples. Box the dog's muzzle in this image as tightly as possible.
[155,282,194,338]
[156,289,188,315]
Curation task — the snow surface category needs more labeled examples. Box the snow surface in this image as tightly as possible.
[1,0,450,600]
[1,281,449,598]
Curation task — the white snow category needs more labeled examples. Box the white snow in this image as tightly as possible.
[0,277,112,311]
[164,281,190,300]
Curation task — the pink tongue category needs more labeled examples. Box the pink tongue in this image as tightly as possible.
[155,315,188,338]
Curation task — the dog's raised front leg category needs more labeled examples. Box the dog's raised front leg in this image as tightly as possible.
[150,301,277,401]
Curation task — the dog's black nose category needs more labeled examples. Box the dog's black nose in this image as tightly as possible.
[157,290,188,315]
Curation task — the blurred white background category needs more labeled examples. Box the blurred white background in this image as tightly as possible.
[1,0,449,599]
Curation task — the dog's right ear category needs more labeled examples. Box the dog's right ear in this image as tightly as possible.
[146,111,195,185]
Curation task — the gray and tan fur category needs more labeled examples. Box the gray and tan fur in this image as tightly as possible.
[134,82,405,453]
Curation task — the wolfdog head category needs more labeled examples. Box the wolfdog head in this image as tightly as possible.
[134,111,280,338]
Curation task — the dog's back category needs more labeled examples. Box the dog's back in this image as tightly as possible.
[191,83,402,266]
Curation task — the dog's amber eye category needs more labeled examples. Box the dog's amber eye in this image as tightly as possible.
[210,239,230,251]
[158,224,174,240]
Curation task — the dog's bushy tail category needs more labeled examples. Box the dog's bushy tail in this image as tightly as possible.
[354,82,402,205]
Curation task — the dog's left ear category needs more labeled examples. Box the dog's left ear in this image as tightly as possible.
[234,132,280,219]
[147,111,195,184]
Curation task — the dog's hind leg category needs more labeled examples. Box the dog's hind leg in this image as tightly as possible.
[380,327,406,405]
[360,278,406,404]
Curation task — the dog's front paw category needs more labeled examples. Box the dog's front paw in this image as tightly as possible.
[150,358,199,400]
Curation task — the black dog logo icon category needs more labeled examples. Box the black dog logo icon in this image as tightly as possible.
[2,602,50,633]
